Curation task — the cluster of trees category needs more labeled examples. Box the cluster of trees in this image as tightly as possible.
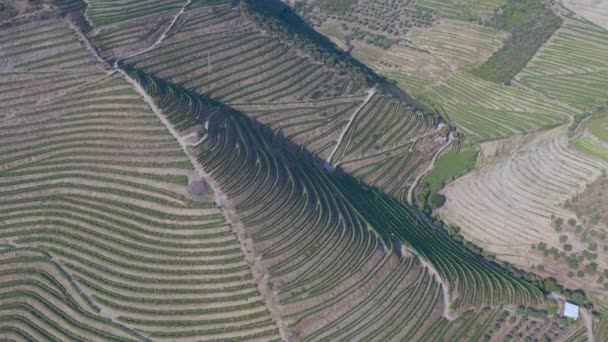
[243,0,438,118]
[242,0,376,85]
[419,190,446,214]
[346,27,396,48]
[534,240,598,273]
[314,0,357,15]
[568,111,591,136]
[542,278,589,308]
[364,32,397,49]
[473,0,562,84]
[0,3,17,22]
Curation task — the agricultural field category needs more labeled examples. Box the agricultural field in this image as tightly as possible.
[3,0,608,340]
[472,0,562,83]
[0,15,283,340]
[292,0,436,49]
[132,60,552,309]
[573,110,608,161]
[416,0,506,21]
[438,127,605,291]
[408,19,508,71]
[575,136,608,162]
[588,111,608,142]
[421,305,583,341]
[304,0,574,144]
[122,1,446,201]
[540,171,608,292]
[518,18,608,111]
[558,0,608,30]
[343,17,509,97]
[419,148,477,193]
[86,0,186,27]
[424,72,570,141]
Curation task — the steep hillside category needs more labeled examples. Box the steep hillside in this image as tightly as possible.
[123,62,552,338]
[0,0,601,340]
[438,127,605,289]
[0,16,280,341]
[114,0,447,202]
[290,0,608,337]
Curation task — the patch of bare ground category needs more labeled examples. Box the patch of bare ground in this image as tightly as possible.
[559,0,608,30]
[374,42,452,81]
[438,126,606,291]
[571,172,608,226]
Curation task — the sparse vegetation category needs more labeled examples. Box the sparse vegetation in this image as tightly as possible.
[313,0,357,15]
[293,0,436,51]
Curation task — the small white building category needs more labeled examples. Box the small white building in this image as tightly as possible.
[563,302,579,320]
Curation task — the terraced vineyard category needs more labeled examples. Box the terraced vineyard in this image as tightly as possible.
[127,61,545,311]
[86,0,187,26]
[575,135,608,162]
[416,0,506,21]
[425,72,570,141]
[123,2,369,154]
[518,18,608,111]
[438,127,604,274]
[124,64,449,340]
[0,246,146,341]
[121,1,446,201]
[0,17,280,341]
[0,3,536,340]
[354,19,507,96]
[3,0,606,340]
[559,0,608,30]
[408,19,507,70]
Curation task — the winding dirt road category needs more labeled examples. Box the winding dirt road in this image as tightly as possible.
[407,131,454,205]
[327,86,377,165]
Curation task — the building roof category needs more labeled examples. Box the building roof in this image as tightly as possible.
[564,302,579,319]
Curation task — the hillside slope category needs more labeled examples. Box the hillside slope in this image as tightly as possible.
[0,0,596,340]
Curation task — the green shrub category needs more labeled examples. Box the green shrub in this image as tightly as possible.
[569,291,586,305]
[472,0,562,83]
[429,193,446,209]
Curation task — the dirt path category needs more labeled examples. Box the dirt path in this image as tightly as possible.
[581,308,595,342]
[82,0,94,28]
[48,253,153,341]
[407,131,454,205]
[181,131,205,146]
[406,122,445,145]
[66,10,290,339]
[126,0,192,60]
[550,292,594,342]
[117,65,290,342]
[326,86,377,165]
[403,245,455,320]
[66,21,112,74]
